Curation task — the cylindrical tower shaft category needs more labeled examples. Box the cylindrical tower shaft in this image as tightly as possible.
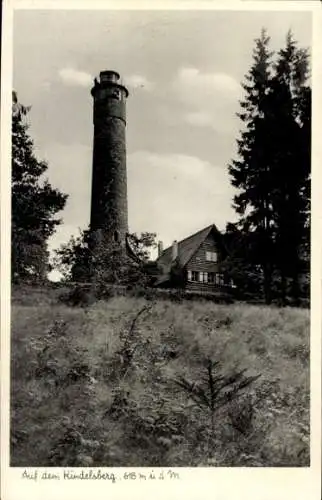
[90,70,129,245]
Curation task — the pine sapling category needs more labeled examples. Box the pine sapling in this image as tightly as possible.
[174,358,261,448]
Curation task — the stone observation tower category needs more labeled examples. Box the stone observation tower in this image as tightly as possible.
[90,70,129,246]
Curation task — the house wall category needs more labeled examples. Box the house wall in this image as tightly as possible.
[185,234,226,292]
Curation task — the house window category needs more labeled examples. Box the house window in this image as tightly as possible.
[208,272,215,283]
[188,270,214,283]
[199,272,208,283]
[206,272,224,285]
[206,251,217,262]
[187,270,199,282]
[211,273,225,286]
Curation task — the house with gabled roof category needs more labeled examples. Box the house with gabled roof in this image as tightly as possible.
[154,224,234,293]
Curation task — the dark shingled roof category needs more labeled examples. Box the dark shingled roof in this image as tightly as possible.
[156,224,222,279]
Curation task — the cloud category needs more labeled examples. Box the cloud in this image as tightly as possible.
[176,67,240,96]
[125,74,154,91]
[128,150,237,248]
[43,141,92,230]
[41,81,51,91]
[172,67,241,132]
[44,141,92,278]
[58,69,154,93]
[184,111,213,127]
[45,147,237,263]
[58,67,92,87]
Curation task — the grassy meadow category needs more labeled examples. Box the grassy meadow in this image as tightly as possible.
[10,286,310,467]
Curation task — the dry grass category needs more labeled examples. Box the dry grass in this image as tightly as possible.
[10,287,310,467]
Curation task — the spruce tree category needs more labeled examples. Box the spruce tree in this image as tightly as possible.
[228,30,311,304]
[228,29,274,304]
[268,32,311,303]
[12,92,68,282]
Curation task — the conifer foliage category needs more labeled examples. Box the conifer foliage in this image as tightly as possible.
[269,33,311,303]
[12,92,68,282]
[228,30,310,304]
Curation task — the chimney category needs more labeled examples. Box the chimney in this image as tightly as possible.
[172,240,178,261]
[158,241,164,257]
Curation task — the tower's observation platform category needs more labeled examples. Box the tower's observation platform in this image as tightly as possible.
[91,71,129,124]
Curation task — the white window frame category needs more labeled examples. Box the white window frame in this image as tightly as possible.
[188,270,199,282]
[192,271,199,282]
[198,272,209,283]
[188,270,213,283]
[215,273,224,286]
[206,251,218,262]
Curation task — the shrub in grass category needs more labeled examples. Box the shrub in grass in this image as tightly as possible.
[173,358,260,451]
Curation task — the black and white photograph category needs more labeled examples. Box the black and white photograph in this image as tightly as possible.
[2,1,321,495]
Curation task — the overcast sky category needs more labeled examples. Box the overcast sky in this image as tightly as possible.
[13,9,311,271]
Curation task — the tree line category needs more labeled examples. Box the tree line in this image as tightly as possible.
[223,30,310,305]
[11,29,310,305]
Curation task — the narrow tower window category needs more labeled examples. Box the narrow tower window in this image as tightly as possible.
[111,89,121,100]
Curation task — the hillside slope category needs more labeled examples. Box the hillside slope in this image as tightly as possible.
[10,287,310,466]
